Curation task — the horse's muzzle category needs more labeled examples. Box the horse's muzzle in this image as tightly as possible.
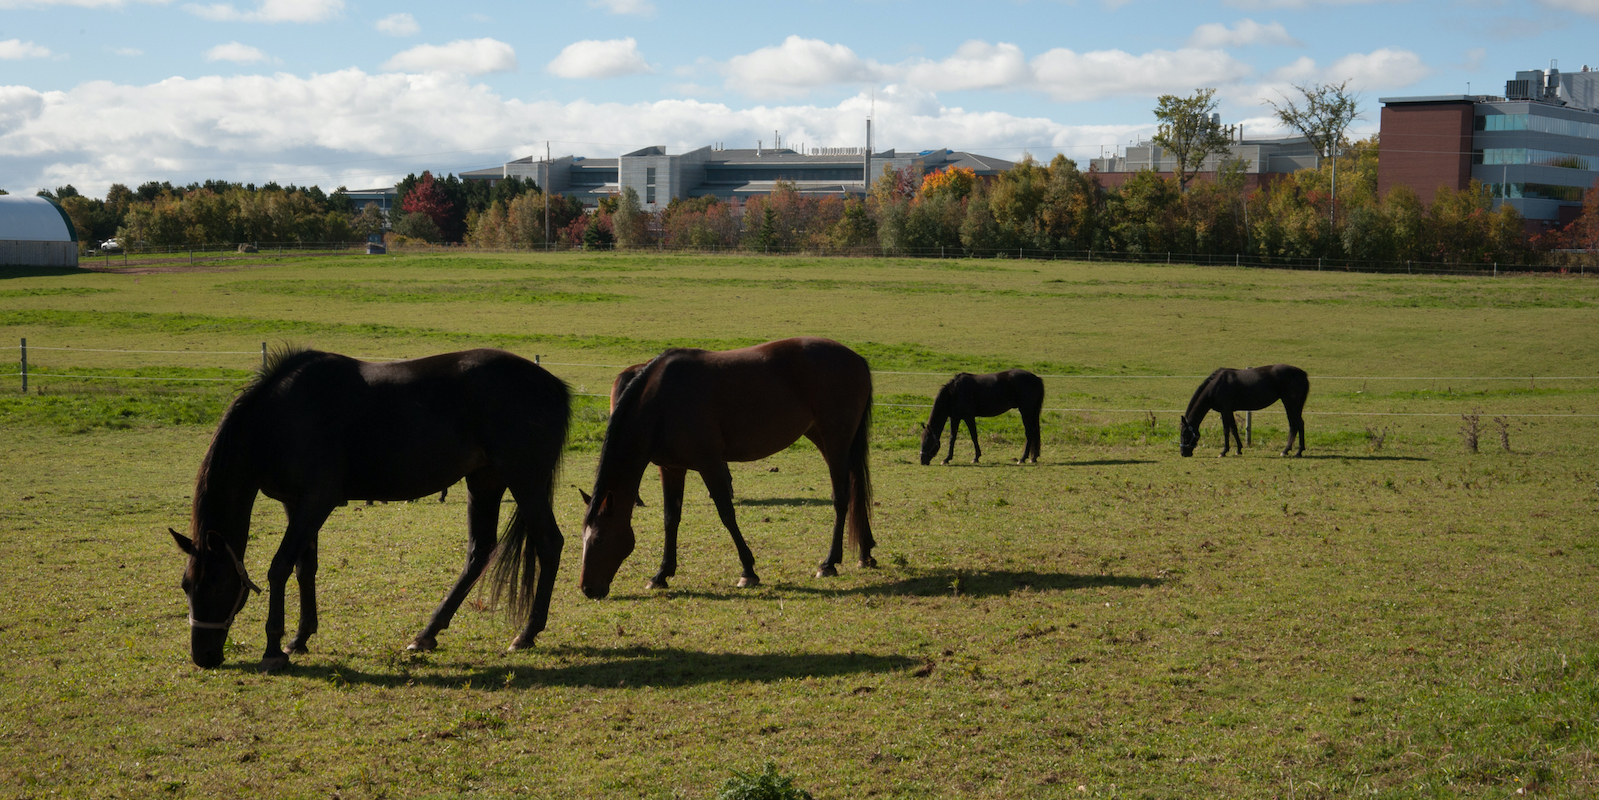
[580,582,610,601]
[190,629,227,668]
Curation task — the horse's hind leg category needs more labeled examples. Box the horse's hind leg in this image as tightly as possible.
[701,464,760,588]
[966,417,983,463]
[1285,409,1306,457]
[411,473,503,652]
[1021,407,1042,463]
[648,467,686,590]
[511,492,563,650]
[284,544,318,655]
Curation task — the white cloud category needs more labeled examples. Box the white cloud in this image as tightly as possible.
[1030,47,1254,102]
[1540,0,1599,15]
[204,42,268,63]
[1324,48,1430,89]
[0,71,1132,197]
[0,85,46,135]
[113,47,145,56]
[374,12,419,36]
[723,36,887,98]
[185,0,342,23]
[0,0,166,6]
[0,40,53,59]
[717,37,1256,103]
[1224,0,1393,7]
[546,38,651,79]
[1188,19,1301,48]
[586,0,653,15]
[383,39,517,75]
[902,41,1031,92]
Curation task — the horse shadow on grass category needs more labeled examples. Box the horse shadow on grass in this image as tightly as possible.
[611,570,1162,602]
[218,645,917,690]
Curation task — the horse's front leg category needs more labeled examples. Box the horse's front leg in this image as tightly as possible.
[942,417,958,464]
[262,501,333,672]
[701,464,759,588]
[283,544,318,655]
[966,417,982,463]
[648,467,686,590]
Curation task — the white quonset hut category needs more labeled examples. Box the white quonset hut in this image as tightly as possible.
[0,195,78,267]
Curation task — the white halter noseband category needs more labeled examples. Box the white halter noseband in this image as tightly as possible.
[188,541,262,631]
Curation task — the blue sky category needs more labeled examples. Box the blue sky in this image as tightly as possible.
[2,0,1597,196]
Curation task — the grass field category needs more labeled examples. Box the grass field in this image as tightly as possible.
[0,253,1596,798]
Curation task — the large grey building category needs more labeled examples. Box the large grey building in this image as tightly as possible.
[1379,64,1599,226]
[1087,127,1321,190]
[462,144,1014,210]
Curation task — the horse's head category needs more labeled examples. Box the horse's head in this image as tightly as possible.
[578,490,636,600]
[170,528,259,668]
[1178,416,1199,457]
[918,422,940,465]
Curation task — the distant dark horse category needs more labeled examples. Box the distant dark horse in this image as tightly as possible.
[919,369,1045,465]
[169,348,569,671]
[578,337,875,599]
[1179,365,1309,457]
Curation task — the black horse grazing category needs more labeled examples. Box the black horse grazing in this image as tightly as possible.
[919,369,1045,465]
[578,337,875,599]
[169,348,570,671]
[1179,364,1309,458]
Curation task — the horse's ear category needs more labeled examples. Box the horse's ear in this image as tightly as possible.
[918,421,926,431]
[577,487,593,506]
[596,491,612,515]
[169,528,195,555]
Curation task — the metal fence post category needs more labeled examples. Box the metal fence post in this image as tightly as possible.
[261,342,267,371]
[19,338,26,393]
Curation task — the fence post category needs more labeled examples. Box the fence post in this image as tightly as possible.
[1246,411,1252,446]
[19,338,26,394]
[1493,262,1497,277]
[261,342,267,371]
[535,354,541,365]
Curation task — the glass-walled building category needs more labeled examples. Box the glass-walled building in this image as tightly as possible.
[1380,65,1599,228]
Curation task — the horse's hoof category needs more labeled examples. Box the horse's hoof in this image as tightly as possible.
[859,557,878,569]
[645,577,669,590]
[260,654,290,674]
[814,565,838,578]
[407,635,437,652]
[284,641,310,656]
[736,576,761,588]
[507,635,536,652]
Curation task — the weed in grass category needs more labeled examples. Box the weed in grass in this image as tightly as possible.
[717,762,813,800]
[1495,415,1513,451]
[1462,409,1482,453]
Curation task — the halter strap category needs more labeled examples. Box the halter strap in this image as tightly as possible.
[188,542,261,631]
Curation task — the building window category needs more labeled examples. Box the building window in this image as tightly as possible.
[645,167,656,204]
[1475,148,1598,170]
[1476,112,1599,139]
[1488,182,1585,202]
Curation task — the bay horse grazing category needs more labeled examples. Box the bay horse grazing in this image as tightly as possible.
[579,337,875,599]
[919,369,1045,465]
[1179,364,1309,458]
[169,348,569,671]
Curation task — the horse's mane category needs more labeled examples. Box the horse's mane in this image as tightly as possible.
[587,349,682,519]
[1182,368,1229,422]
[191,345,326,544]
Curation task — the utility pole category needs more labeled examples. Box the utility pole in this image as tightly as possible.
[544,141,551,251]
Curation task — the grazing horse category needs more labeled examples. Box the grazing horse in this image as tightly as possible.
[1179,364,1309,458]
[578,337,875,599]
[919,369,1045,465]
[169,348,569,671]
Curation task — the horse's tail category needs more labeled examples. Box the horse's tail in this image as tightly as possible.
[488,370,571,623]
[489,504,537,620]
[847,399,874,558]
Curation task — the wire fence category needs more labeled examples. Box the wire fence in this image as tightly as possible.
[57,239,1598,277]
[5,340,1596,419]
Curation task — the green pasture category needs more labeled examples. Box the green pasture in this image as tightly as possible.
[0,253,1595,798]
